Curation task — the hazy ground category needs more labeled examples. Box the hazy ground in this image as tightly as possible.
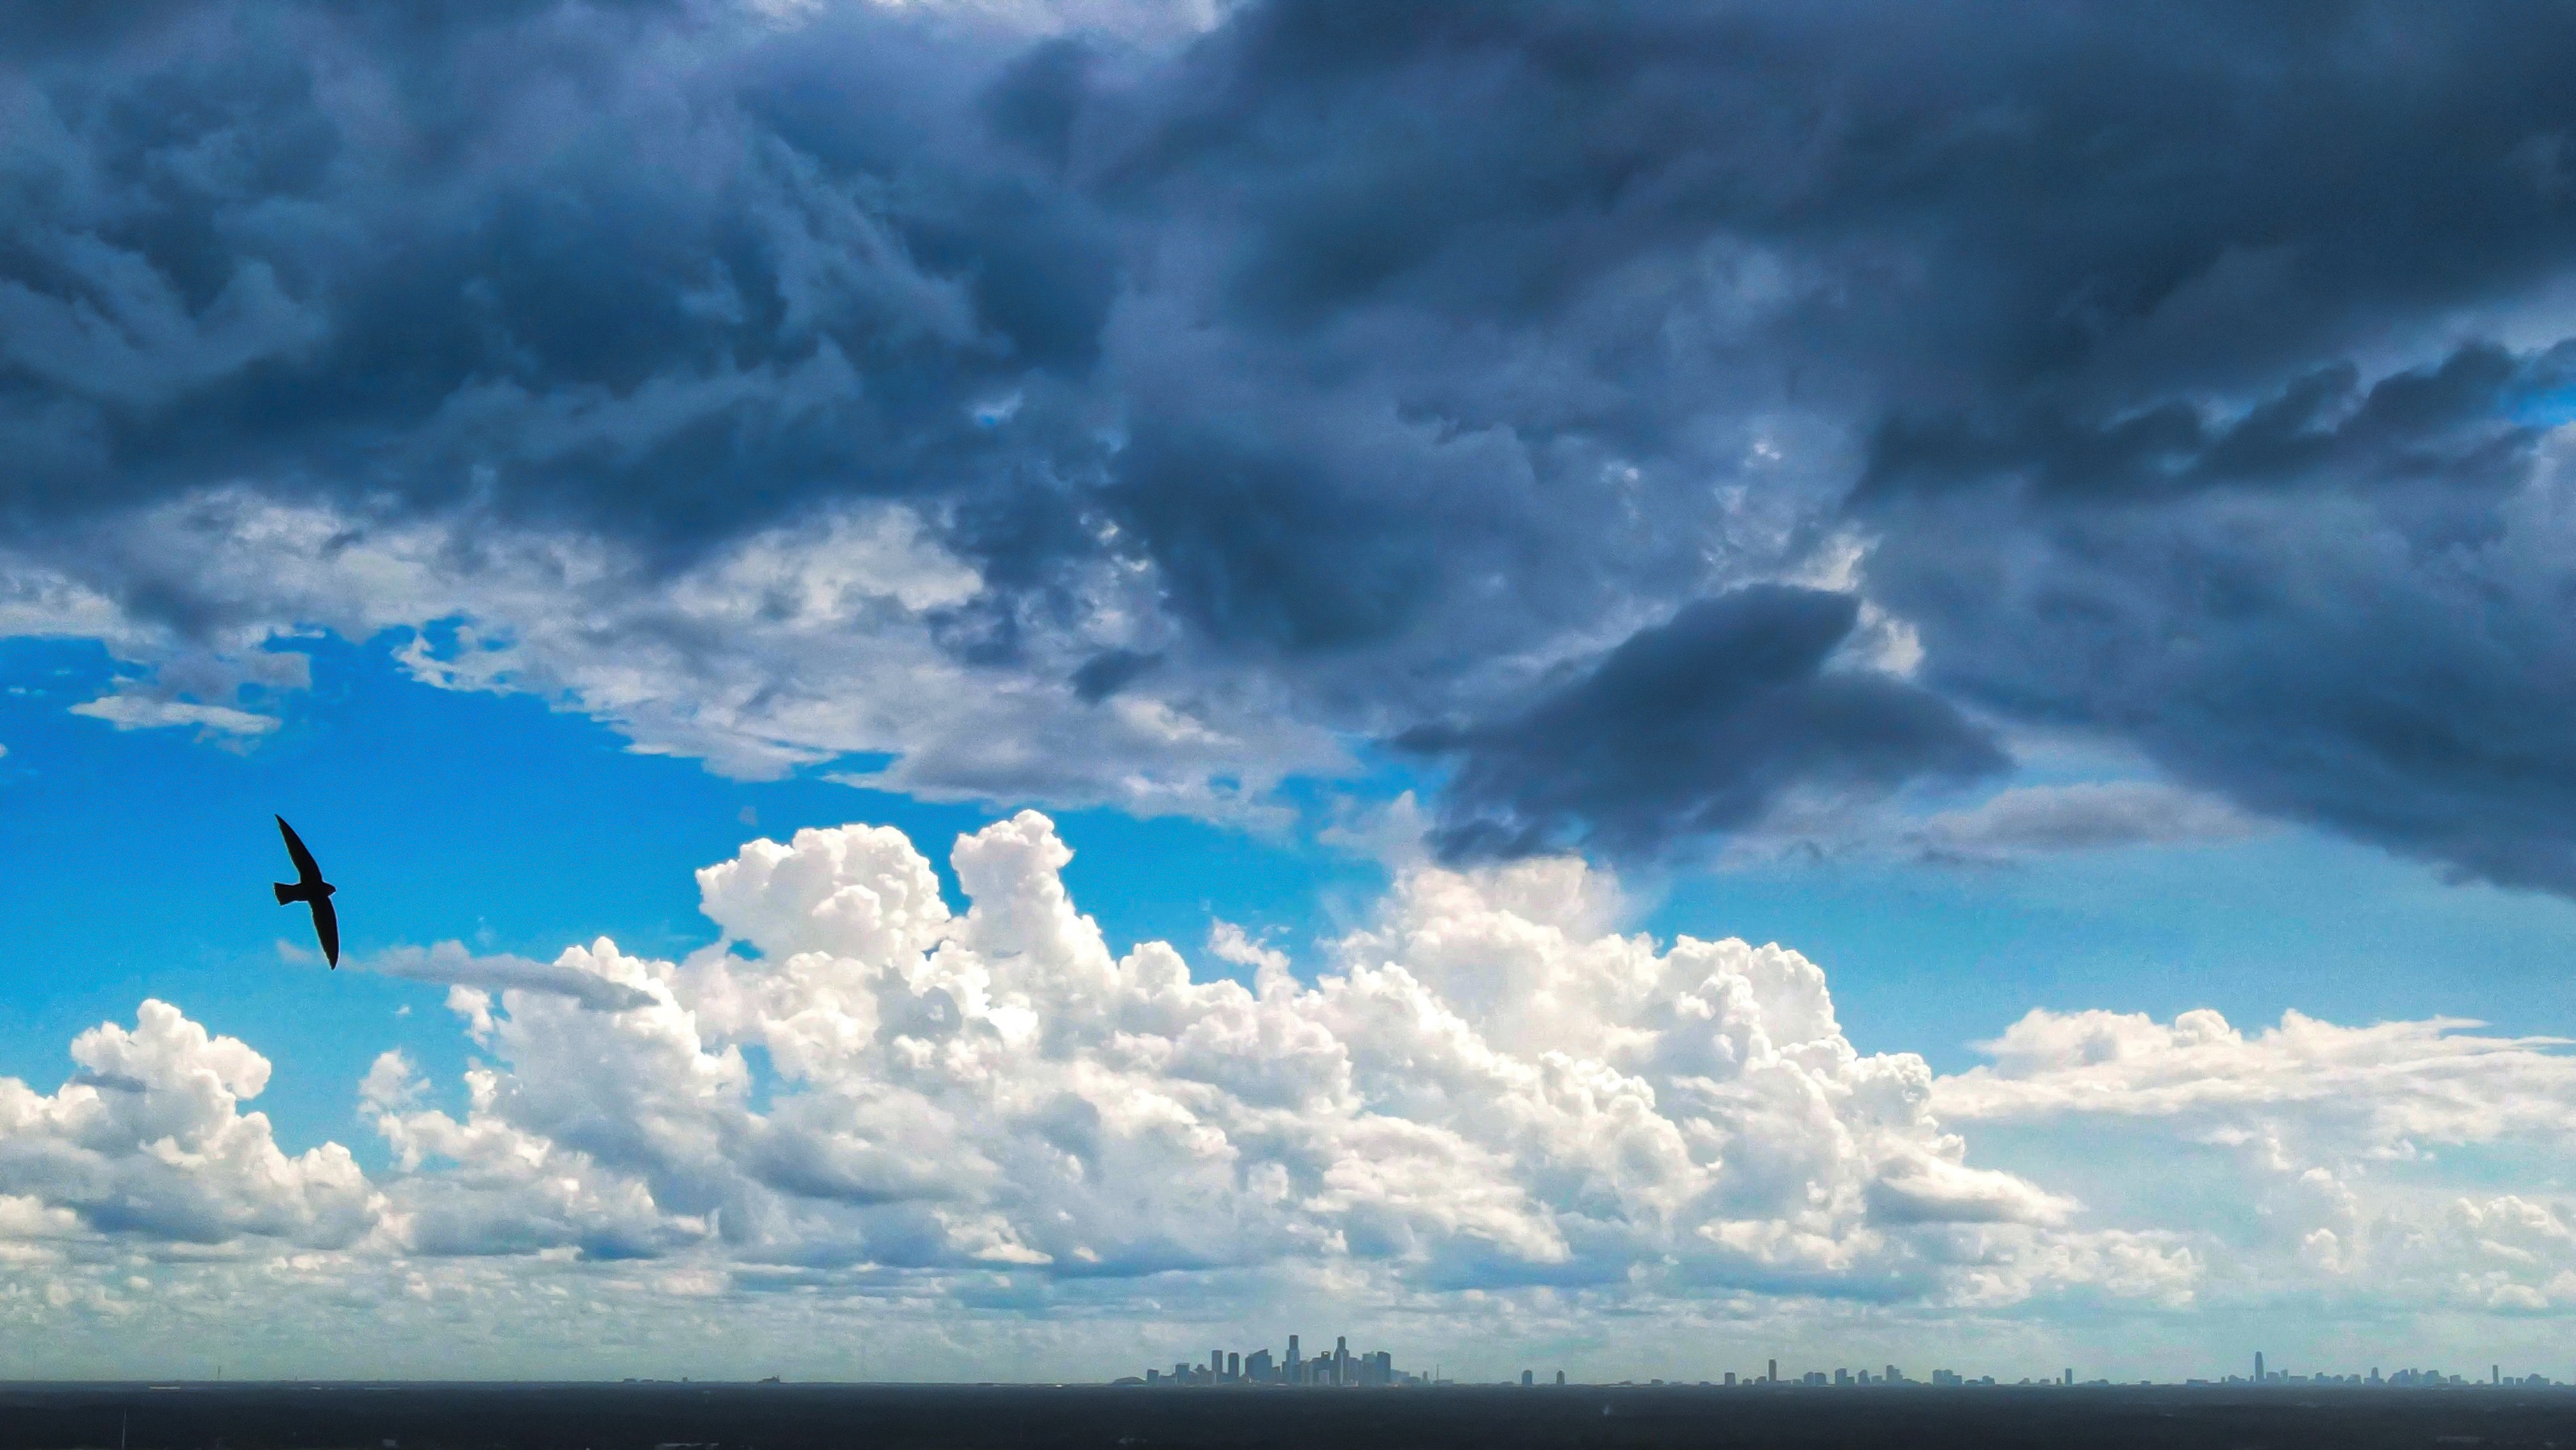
[5,1382,2574,1449]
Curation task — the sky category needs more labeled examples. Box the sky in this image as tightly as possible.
[5,0,2576,1386]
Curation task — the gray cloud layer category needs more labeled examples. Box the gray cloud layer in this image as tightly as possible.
[8,0,2576,879]
[371,942,657,1012]
[1409,586,2004,861]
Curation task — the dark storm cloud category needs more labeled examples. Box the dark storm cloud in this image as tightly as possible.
[1095,0,2576,875]
[1135,0,2576,384]
[1852,331,2576,891]
[1100,405,1546,655]
[1864,343,2576,507]
[12,0,2576,877]
[1861,388,2576,891]
[0,0,1113,547]
[1408,587,2005,862]
[1069,646,1159,703]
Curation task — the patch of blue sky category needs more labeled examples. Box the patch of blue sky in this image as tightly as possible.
[1655,827,2576,1075]
[15,626,2576,1169]
[2510,382,2576,429]
[0,634,1388,1165]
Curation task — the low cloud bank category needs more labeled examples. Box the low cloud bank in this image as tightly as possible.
[4,816,2574,1358]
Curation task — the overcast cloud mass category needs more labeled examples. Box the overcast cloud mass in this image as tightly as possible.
[8,0,2576,1378]
[3,0,2572,873]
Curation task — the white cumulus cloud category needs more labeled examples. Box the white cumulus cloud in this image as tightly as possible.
[10,817,2576,1372]
[347,813,2145,1308]
[0,1002,379,1252]
[1940,1006,2576,1314]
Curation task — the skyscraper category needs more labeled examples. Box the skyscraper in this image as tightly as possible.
[1769,1358,1778,1385]
[2255,1352,2264,1383]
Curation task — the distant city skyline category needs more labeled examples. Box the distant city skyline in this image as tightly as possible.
[1131,1334,1422,1388]
[1118,1341,2566,1393]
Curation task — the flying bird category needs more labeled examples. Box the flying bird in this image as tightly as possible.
[272,815,339,967]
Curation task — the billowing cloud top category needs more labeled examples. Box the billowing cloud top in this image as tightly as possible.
[9,816,2576,1373]
[10,0,2576,876]
[351,812,2105,1291]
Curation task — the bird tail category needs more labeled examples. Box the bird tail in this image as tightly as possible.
[274,881,301,904]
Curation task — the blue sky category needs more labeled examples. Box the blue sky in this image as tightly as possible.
[9,0,2576,1386]
[18,629,2575,1168]
[1,634,1387,1160]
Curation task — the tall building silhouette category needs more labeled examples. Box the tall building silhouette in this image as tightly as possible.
[1125,1331,1443,1389]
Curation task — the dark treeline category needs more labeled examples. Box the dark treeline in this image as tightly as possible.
[6,1383,2576,1450]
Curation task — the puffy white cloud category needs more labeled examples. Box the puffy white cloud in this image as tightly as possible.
[361,1041,712,1263]
[1940,1007,2576,1315]
[19,816,2576,1371]
[350,813,2150,1309]
[0,1001,379,1252]
[1943,1007,2576,1142]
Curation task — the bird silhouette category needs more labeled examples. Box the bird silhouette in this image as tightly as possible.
[272,815,339,967]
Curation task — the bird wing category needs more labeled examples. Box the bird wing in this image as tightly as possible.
[309,895,340,969]
[275,815,324,886]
